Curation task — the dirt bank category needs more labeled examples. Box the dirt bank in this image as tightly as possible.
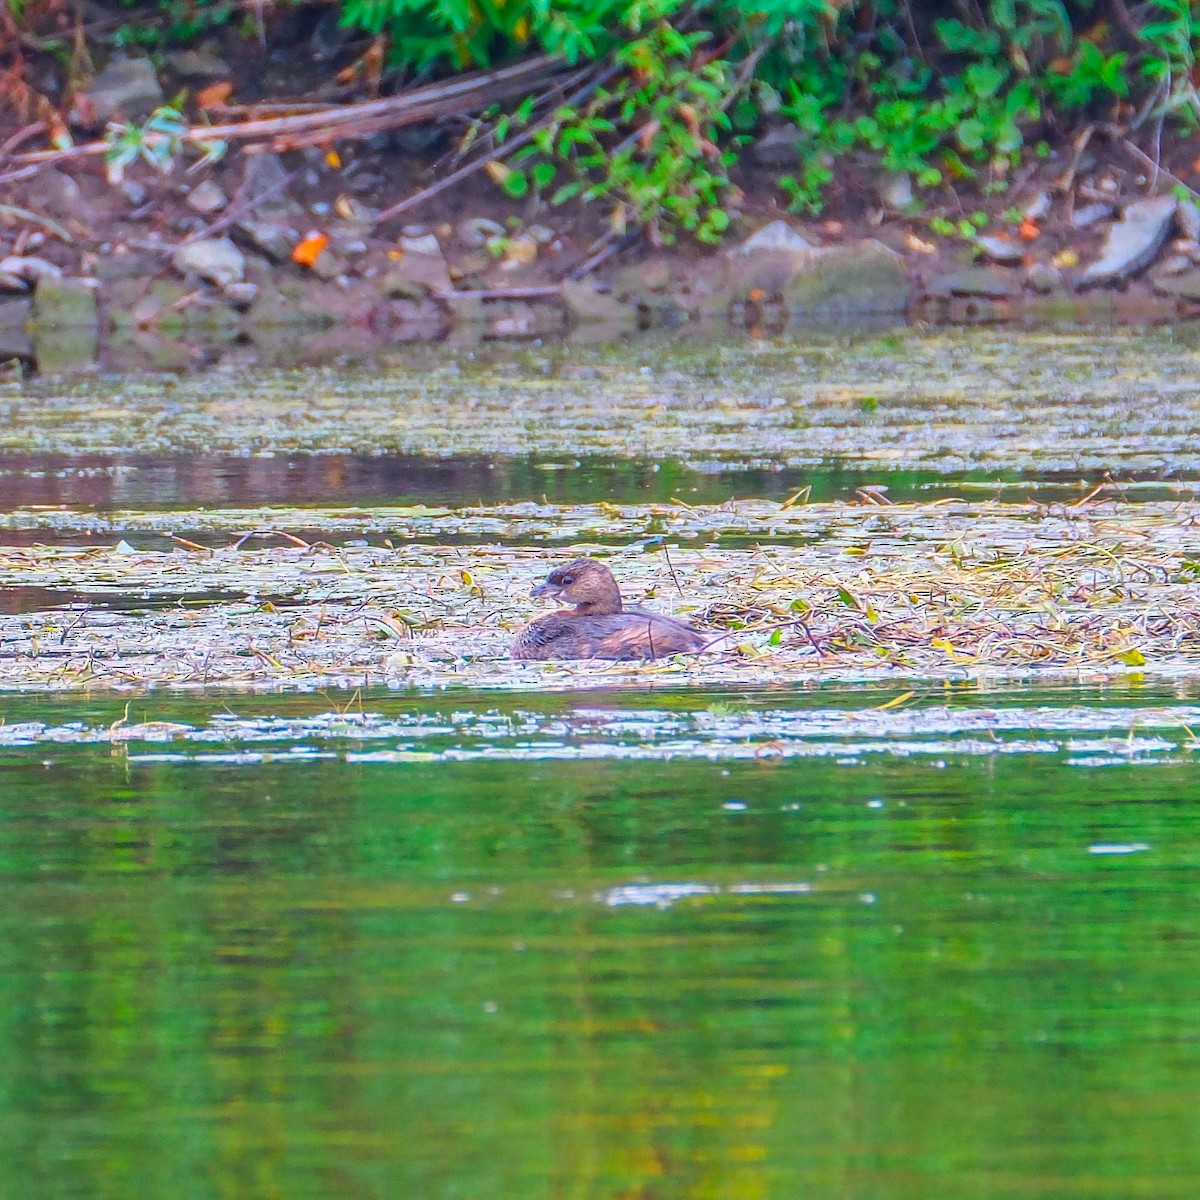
[5,44,1200,373]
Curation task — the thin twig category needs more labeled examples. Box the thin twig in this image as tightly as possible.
[567,230,638,279]
[12,54,570,168]
[436,286,562,301]
[661,542,684,597]
[1055,124,1093,208]
[0,122,44,160]
[1119,137,1200,201]
[0,164,43,186]
[0,203,72,241]
[232,530,311,550]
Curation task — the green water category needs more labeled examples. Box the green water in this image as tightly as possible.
[1,688,1198,1199]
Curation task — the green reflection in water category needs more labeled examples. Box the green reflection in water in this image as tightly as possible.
[0,739,1197,1200]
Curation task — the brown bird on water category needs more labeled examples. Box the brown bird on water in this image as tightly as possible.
[511,557,708,661]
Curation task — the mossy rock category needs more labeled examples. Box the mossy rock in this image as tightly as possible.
[245,278,341,330]
[707,235,910,319]
[1153,267,1200,301]
[32,321,98,375]
[32,278,99,373]
[33,277,99,329]
[782,242,910,316]
[0,297,32,360]
[560,279,638,331]
[185,301,240,338]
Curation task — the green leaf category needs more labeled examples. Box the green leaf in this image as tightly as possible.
[501,170,529,198]
[964,62,1007,100]
[956,117,986,151]
[934,17,1000,56]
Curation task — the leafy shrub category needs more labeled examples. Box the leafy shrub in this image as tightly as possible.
[339,0,666,69]
[71,0,1200,237]
[502,19,743,243]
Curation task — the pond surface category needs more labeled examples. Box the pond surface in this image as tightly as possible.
[5,328,1200,1197]
[5,452,1200,513]
[1,683,1199,1199]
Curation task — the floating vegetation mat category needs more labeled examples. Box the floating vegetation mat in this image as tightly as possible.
[0,495,1198,692]
[7,330,1200,474]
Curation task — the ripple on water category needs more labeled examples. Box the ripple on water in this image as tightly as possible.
[1,698,1197,764]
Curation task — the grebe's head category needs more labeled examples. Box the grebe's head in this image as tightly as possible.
[530,558,623,614]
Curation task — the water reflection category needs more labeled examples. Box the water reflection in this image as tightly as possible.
[0,451,1190,513]
[0,699,1197,1198]
[0,451,944,512]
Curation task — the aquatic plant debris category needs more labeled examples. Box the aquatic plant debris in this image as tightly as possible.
[7,329,1200,474]
[6,331,1200,692]
[0,493,1198,692]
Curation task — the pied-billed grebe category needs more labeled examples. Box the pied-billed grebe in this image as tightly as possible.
[512,557,708,661]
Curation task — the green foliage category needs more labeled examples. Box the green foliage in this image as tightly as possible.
[339,0,680,69]
[1139,0,1200,123]
[758,0,1144,216]
[112,0,241,48]
[103,104,226,183]
[935,0,1073,66]
[89,0,1200,239]
[503,18,745,242]
[459,0,1184,236]
[1044,41,1129,110]
[929,212,989,239]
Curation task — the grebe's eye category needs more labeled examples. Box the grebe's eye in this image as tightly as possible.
[560,574,575,585]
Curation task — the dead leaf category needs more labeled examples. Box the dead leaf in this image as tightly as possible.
[292,231,330,267]
[196,81,234,109]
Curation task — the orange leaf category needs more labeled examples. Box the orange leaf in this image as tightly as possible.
[1018,218,1040,241]
[292,232,329,267]
[196,81,234,109]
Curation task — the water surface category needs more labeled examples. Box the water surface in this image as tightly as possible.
[5,328,1200,1196]
[1,684,1197,1198]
